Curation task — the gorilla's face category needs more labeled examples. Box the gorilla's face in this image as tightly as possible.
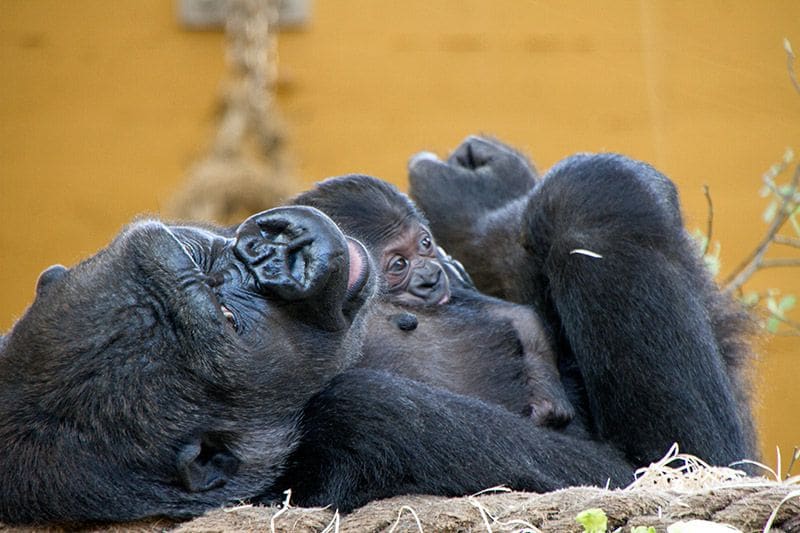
[0,206,374,522]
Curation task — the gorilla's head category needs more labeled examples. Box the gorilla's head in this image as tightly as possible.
[0,206,375,524]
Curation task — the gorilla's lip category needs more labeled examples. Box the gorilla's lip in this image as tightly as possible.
[345,237,370,299]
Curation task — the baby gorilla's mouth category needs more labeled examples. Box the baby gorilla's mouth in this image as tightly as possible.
[345,237,370,298]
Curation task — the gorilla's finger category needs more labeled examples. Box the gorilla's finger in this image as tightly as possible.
[448,135,515,169]
[435,246,476,290]
[408,152,467,188]
[408,151,440,170]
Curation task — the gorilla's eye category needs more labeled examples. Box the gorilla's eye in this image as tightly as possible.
[182,242,209,272]
[388,256,409,274]
[204,272,224,288]
[220,304,238,330]
[419,235,432,252]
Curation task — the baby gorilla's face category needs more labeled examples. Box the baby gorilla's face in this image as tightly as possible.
[380,221,451,306]
[0,206,374,523]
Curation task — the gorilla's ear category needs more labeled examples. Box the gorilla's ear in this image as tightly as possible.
[176,436,240,493]
[36,264,68,297]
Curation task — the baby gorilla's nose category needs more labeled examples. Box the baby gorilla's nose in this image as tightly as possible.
[408,261,450,305]
[234,207,345,301]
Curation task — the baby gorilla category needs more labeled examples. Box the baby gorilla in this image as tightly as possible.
[293,175,574,427]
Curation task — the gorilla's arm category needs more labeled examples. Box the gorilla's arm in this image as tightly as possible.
[483,299,574,427]
[267,369,631,512]
[526,155,753,466]
[408,137,755,468]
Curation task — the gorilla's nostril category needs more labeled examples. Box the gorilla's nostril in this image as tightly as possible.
[256,216,288,232]
[288,248,309,285]
[287,235,314,252]
[233,214,324,299]
[231,206,357,311]
[236,235,277,263]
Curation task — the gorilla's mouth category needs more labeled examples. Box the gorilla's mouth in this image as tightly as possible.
[345,237,370,299]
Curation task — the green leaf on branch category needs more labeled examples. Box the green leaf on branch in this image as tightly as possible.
[767,317,781,333]
[764,200,778,223]
[691,230,721,276]
[741,291,760,307]
[704,254,721,276]
[691,229,708,254]
[767,295,780,316]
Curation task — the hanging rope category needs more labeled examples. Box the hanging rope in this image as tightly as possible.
[168,0,295,225]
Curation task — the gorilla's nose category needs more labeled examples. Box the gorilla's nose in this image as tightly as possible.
[412,262,441,288]
[233,207,346,301]
[408,262,449,304]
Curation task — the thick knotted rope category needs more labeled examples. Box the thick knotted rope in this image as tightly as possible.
[1,484,797,532]
[2,454,798,532]
[171,483,800,533]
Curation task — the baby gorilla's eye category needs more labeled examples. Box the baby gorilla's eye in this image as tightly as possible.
[419,235,432,252]
[387,256,409,274]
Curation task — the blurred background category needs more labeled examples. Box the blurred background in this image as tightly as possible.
[1,1,798,469]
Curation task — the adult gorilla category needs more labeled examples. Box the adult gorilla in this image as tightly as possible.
[0,140,754,524]
[407,136,756,467]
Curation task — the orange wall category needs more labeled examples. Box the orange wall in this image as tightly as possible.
[1,1,798,469]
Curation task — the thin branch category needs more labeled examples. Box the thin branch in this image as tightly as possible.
[723,211,786,293]
[769,313,800,336]
[783,316,800,331]
[702,184,713,256]
[774,235,800,248]
[785,38,800,95]
[760,258,800,269]
[723,163,800,294]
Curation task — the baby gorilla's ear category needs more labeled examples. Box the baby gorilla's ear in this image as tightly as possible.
[35,265,68,297]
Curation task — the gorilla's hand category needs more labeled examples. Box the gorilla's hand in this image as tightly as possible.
[408,135,537,217]
[407,136,535,300]
[435,246,476,291]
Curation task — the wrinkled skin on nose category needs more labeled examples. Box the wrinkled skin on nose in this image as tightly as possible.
[233,206,356,331]
[234,207,343,300]
[406,260,449,305]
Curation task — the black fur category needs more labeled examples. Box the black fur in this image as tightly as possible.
[293,175,574,426]
[409,135,757,466]
[0,137,756,524]
[0,207,376,524]
[360,289,571,424]
[266,369,628,512]
[293,175,430,252]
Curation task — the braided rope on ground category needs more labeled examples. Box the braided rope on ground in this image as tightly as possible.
[174,483,800,533]
[2,482,797,532]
